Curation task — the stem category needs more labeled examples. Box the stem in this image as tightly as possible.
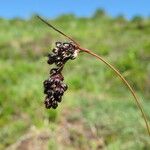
[79,47,150,136]
[37,15,80,47]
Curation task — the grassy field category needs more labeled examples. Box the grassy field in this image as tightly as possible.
[0,11,150,149]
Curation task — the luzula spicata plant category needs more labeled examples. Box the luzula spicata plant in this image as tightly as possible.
[43,42,78,109]
[37,16,150,136]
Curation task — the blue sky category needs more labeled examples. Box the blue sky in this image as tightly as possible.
[0,0,150,19]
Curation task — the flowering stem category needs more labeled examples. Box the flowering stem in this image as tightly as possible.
[37,16,150,136]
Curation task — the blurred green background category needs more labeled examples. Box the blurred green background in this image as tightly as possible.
[0,10,150,150]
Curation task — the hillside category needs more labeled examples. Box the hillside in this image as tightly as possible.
[0,12,150,149]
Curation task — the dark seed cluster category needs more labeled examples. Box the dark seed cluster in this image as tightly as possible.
[43,42,78,109]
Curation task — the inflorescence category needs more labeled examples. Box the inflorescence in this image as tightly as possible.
[38,15,150,136]
[43,42,78,109]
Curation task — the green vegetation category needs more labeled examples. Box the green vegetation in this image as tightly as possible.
[0,11,150,149]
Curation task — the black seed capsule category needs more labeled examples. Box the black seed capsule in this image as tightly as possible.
[55,96,62,103]
[50,68,58,75]
[43,80,52,89]
[47,90,53,96]
[63,43,70,49]
[56,42,62,48]
[63,84,68,91]
[52,48,58,54]
[52,101,58,109]
[44,98,52,109]
[55,61,63,67]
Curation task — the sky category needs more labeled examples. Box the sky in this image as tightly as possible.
[0,0,150,19]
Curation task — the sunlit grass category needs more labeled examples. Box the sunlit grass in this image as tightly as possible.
[0,15,150,149]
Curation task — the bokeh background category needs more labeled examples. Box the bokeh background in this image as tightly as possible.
[0,1,150,150]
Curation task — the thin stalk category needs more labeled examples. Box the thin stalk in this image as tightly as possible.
[79,47,150,136]
[37,16,80,47]
[37,16,150,136]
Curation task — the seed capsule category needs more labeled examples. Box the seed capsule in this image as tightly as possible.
[50,68,58,75]
[55,96,62,102]
[52,101,58,109]
[44,97,52,109]
[52,48,58,54]
[56,42,62,48]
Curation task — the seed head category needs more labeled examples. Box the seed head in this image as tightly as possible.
[43,42,78,109]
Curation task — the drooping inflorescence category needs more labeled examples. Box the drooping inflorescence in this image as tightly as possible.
[43,42,78,109]
[38,16,150,135]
